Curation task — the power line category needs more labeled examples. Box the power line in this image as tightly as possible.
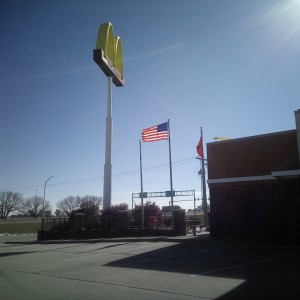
[1,156,198,191]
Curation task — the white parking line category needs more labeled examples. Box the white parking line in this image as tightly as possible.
[63,242,171,262]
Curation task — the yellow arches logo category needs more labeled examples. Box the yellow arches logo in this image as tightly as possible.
[93,22,124,87]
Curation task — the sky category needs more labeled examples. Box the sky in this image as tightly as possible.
[1,0,300,212]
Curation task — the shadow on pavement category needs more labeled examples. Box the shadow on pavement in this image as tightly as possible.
[105,234,300,300]
[3,235,200,245]
[0,251,36,258]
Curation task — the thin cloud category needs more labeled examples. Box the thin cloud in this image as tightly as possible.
[2,42,185,84]
[125,42,185,63]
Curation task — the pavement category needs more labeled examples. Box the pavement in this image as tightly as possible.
[1,232,300,299]
[0,233,37,243]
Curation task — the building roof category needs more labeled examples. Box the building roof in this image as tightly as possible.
[207,130,299,181]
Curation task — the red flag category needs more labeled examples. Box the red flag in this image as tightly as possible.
[196,137,203,158]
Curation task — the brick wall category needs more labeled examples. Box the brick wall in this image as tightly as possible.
[209,178,300,242]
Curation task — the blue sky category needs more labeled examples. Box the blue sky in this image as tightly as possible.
[1,0,299,211]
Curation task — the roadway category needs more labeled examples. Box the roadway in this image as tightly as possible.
[1,233,300,299]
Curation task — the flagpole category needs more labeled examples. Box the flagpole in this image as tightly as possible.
[200,127,208,227]
[139,140,144,229]
[168,119,174,210]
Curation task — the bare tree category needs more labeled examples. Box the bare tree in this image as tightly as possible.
[80,195,102,217]
[56,196,81,217]
[54,209,65,217]
[19,196,52,218]
[0,191,23,219]
[56,195,102,217]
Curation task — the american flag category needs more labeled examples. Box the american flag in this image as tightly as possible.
[142,122,169,142]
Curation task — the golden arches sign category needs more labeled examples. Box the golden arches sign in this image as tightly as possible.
[93,22,124,87]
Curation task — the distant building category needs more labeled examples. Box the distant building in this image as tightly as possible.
[44,210,52,217]
[207,110,300,242]
[162,205,181,213]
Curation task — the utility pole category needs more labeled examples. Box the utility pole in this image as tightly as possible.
[200,128,208,226]
[196,127,208,227]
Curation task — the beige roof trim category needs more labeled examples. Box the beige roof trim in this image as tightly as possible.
[207,175,275,184]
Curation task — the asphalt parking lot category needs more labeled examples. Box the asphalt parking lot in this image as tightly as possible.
[1,233,300,300]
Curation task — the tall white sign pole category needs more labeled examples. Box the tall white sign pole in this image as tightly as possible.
[93,22,124,211]
[103,76,113,211]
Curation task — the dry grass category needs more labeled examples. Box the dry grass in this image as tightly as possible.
[0,218,42,234]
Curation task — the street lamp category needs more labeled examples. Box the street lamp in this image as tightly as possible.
[42,176,54,218]
[41,176,54,236]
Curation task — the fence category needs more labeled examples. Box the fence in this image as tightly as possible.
[41,212,175,232]
[42,217,70,231]
[39,210,189,240]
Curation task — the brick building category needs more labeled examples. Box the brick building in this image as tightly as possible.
[207,110,300,242]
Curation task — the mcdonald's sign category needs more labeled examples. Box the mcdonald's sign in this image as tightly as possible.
[93,22,124,87]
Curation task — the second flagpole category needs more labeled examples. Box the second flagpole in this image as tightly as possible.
[168,119,174,211]
[139,140,144,228]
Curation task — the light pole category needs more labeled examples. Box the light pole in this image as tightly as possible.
[41,176,54,236]
[42,176,54,219]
